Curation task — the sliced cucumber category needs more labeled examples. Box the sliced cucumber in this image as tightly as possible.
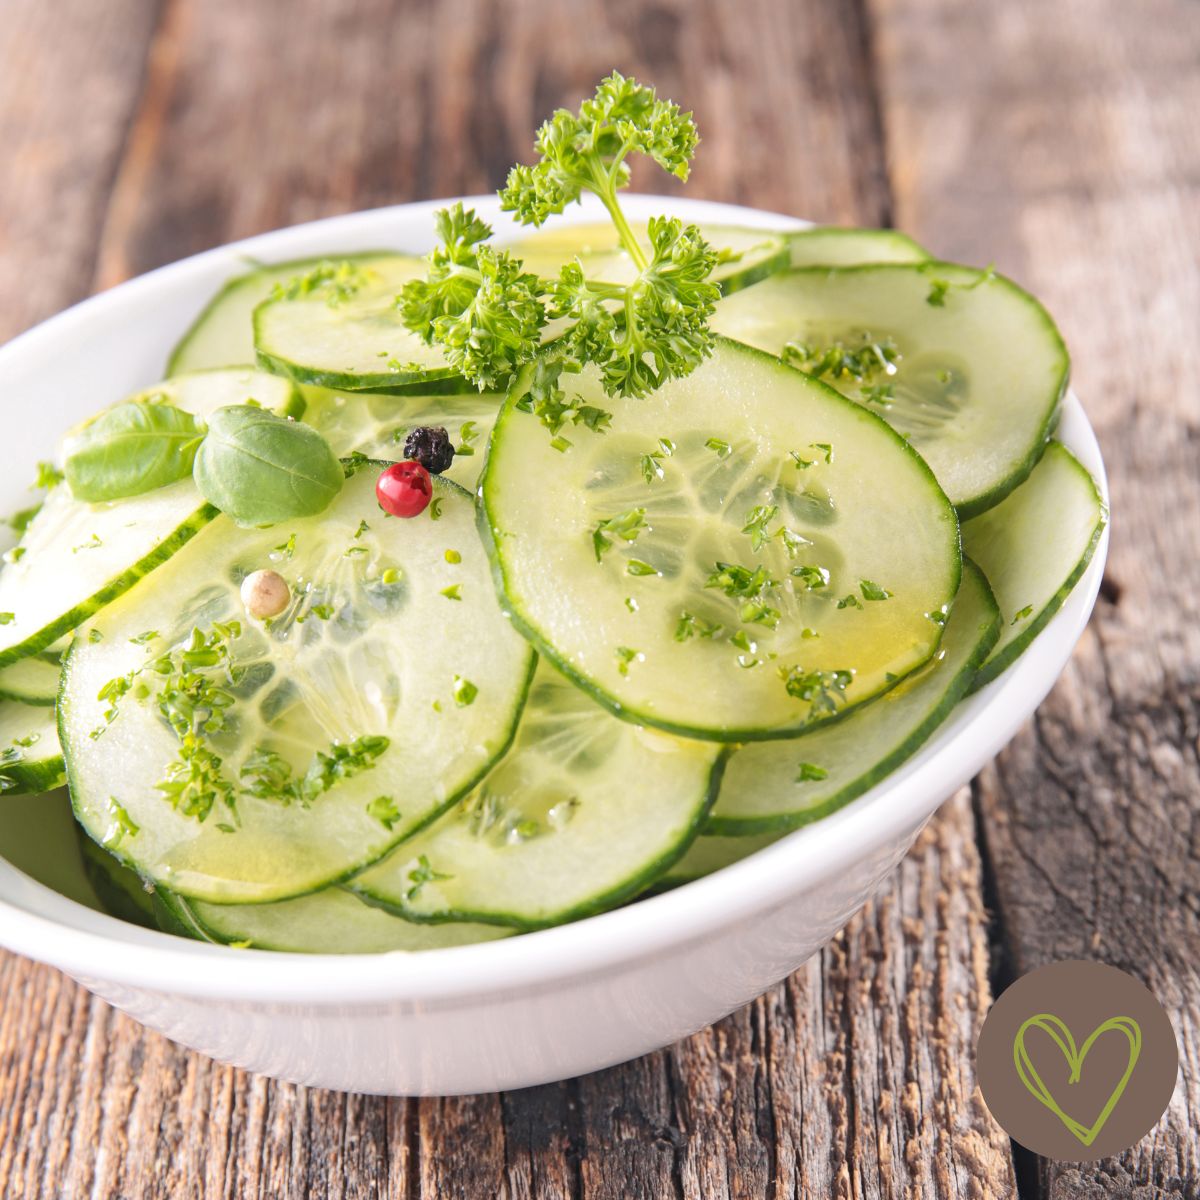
[254,254,470,393]
[0,653,59,706]
[964,442,1106,689]
[160,886,509,953]
[708,560,998,834]
[303,389,502,491]
[787,227,930,267]
[352,662,725,929]
[61,465,535,903]
[481,338,960,741]
[78,836,157,928]
[0,702,63,796]
[507,222,789,296]
[0,369,302,666]
[168,253,391,375]
[657,831,782,887]
[711,263,1068,517]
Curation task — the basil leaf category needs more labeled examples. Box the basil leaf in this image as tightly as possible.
[64,401,205,502]
[193,406,343,527]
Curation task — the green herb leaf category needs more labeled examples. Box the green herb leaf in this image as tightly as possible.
[705,437,732,459]
[193,406,343,527]
[795,762,828,783]
[64,401,205,502]
[859,579,892,602]
[1011,604,1034,624]
[452,676,478,707]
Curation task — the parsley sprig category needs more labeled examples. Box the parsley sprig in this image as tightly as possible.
[399,73,720,439]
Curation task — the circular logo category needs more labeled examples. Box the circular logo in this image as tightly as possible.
[977,960,1178,1160]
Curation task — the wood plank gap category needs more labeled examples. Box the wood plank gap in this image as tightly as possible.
[847,0,896,229]
[969,777,1040,1200]
[91,0,183,292]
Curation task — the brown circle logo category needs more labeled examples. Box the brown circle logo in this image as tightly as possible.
[977,960,1178,1160]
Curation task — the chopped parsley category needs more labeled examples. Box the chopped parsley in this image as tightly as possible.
[240,735,390,808]
[272,259,370,307]
[444,548,462,564]
[615,646,639,676]
[1011,604,1034,624]
[705,437,732,459]
[592,507,647,562]
[368,795,403,831]
[779,666,854,720]
[271,533,297,562]
[405,854,452,901]
[640,437,676,484]
[0,612,13,625]
[859,579,892,602]
[837,594,863,610]
[783,338,898,389]
[440,584,463,601]
[626,558,659,577]
[105,796,140,846]
[455,420,480,457]
[452,676,478,707]
[795,762,829,783]
[674,611,722,642]
[741,505,779,552]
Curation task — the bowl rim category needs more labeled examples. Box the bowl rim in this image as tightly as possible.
[0,194,1109,1003]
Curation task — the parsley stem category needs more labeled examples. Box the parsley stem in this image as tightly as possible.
[597,188,648,272]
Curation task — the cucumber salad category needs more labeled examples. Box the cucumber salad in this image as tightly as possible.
[0,75,1105,952]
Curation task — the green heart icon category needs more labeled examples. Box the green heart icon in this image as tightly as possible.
[1013,1013,1143,1147]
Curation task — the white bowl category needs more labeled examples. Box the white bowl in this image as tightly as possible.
[0,196,1108,1096]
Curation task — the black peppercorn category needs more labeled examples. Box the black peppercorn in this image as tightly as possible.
[403,425,455,475]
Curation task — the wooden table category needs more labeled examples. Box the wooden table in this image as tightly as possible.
[1,1,1196,1195]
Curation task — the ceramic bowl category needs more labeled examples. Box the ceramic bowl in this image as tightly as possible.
[0,196,1107,1095]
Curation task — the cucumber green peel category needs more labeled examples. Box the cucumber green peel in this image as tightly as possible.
[707,559,999,835]
[787,227,930,267]
[167,253,394,376]
[352,662,727,930]
[480,338,961,741]
[0,653,60,706]
[711,262,1069,517]
[965,441,1106,689]
[162,886,509,953]
[254,255,473,393]
[61,465,535,903]
[0,702,64,796]
[0,369,301,668]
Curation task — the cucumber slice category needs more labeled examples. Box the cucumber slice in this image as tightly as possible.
[61,465,535,903]
[0,702,63,796]
[481,338,960,741]
[352,662,726,929]
[168,254,391,375]
[254,254,469,393]
[160,886,509,953]
[0,368,302,667]
[787,227,930,267]
[964,442,1106,689]
[0,653,59,706]
[658,830,782,886]
[78,835,157,928]
[711,263,1068,517]
[507,223,790,296]
[303,389,502,491]
[707,560,999,834]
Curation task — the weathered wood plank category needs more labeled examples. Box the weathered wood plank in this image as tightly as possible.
[872,0,1200,1192]
[0,0,159,342]
[1,1,1019,1196]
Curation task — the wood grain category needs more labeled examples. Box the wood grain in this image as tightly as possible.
[1,0,1194,1195]
[873,0,1200,1192]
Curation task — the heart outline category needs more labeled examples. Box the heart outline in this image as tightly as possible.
[1012,1013,1143,1147]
